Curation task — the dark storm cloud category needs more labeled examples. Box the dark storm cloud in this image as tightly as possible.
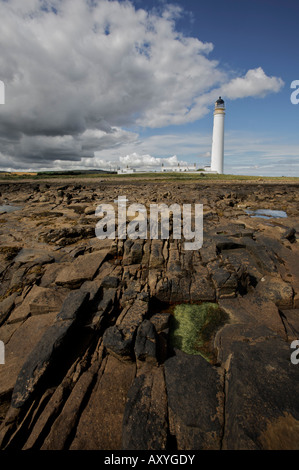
[0,0,283,170]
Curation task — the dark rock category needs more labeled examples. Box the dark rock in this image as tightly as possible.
[190,275,216,302]
[134,320,157,364]
[243,237,278,274]
[56,290,89,322]
[164,350,224,450]
[103,299,149,360]
[169,276,191,303]
[130,239,144,265]
[255,275,294,309]
[149,240,164,268]
[150,313,171,363]
[119,280,139,305]
[136,291,150,303]
[223,337,299,450]
[208,262,238,299]
[22,373,75,450]
[150,313,171,333]
[216,238,246,253]
[200,238,218,265]
[103,325,133,360]
[41,365,98,450]
[122,240,134,265]
[1,180,299,451]
[41,225,95,245]
[7,285,65,324]
[101,275,119,288]
[119,300,149,339]
[216,294,287,363]
[11,319,74,408]
[55,250,111,288]
[167,248,181,273]
[122,367,168,450]
[79,279,102,305]
[70,355,136,450]
[122,240,144,266]
[91,288,116,328]
[282,227,296,243]
[280,309,299,341]
[0,312,58,400]
[0,293,18,325]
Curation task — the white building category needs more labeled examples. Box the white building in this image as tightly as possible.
[161,163,197,172]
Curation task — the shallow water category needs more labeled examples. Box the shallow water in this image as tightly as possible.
[0,204,22,213]
[245,208,287,219]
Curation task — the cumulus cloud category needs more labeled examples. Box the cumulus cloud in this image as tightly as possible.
[0,0,284,170]
[221,67,284,100]
[119,153,188,170]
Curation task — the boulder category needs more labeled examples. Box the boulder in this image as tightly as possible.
[102,325,133,360]
[134,320,158,365]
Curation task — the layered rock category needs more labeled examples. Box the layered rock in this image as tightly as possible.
[0,179,299,450]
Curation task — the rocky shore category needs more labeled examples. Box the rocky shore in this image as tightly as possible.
[0,178,299,450]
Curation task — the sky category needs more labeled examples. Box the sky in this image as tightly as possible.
[0,0,298,176]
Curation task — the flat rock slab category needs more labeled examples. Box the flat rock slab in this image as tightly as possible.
[41,365,98,450]
[0,312,57,397]
[122,366,168,450]
[11,319,74,408]
[223,337,299,450]
[10,289,89,409]
[215,295,287,364]
[219,294,286,337]
[14,249,55,266]
[8,286,67,324]
[70,355,136,450]
[0,293,18,325]
[55,250,110,288]
[255,275,294,309]
[164,350,224,450]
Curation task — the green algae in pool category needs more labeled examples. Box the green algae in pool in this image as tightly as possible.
[169,302,228,362]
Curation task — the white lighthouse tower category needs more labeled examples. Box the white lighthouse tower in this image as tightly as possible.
[210,96,225,174]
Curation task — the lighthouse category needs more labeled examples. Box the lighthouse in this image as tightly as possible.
[210,97,225,174]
